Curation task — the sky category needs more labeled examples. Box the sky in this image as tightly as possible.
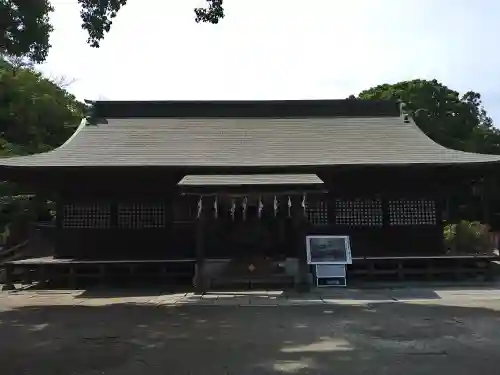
[39,0,500,122]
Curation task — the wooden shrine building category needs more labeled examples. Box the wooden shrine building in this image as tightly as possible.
[2,99,500,289]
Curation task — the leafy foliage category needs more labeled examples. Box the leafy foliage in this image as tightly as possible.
[2,0,225,61]
[0,57,86,155]
[0,0,54,63]
[194,0,224,24]
[444,220,493,255]
[357,79,500,154]
[0,58,79,245]
[0,194,34,246]
[77,0,128,48]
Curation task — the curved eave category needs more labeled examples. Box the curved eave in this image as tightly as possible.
[1,116,500,172]
[0,117,88,170]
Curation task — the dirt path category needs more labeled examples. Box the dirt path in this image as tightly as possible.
[1,289,499,374]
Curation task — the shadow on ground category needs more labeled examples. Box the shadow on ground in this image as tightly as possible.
[20,279,500,300]
[43,284,444,301]
[1,300,500,374]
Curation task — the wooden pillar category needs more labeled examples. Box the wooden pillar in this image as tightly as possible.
[55,194,64,258]
[481,177,490,226]
[292,195,310,292]
[194,195,207,292]
[2,263,15,290]
[69,266,77,288]
[110,202,118,229]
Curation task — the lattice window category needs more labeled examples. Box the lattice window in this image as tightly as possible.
[118,203,165,229]
[334,198,383,226]
[388,199,436,225]
[306,200,329,225]
[62,203,111,228]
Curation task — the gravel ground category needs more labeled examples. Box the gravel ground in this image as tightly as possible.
[0,288,500,374]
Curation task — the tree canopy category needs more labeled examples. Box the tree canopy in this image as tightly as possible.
[0,57,86,156]
[0,57,85,243]
[356,79,500,154]
[1,0,224,63]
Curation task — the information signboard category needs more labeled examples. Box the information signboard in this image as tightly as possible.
[305,235,352,265]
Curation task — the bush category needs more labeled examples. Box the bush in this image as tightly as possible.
[444,220,493,255]
[0,194,54,247]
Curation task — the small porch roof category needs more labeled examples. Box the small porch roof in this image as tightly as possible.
[178,174,323,186]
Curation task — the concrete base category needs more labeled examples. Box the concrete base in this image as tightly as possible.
[194,258,301,289]
[490,261,500,278]
[284,258,299,276]
[0,282,16,291]
[294,272,313,292]
[204,259,231,278]
[193,259,232,290]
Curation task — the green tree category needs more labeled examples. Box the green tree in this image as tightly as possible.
[357,79,500,154]
[356,79,500,229]
[1,0,224,63]
[0,57,84,244]
[0,57,86,155]
[0,0,53,63]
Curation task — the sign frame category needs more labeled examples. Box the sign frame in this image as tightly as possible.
[305,235,352,265]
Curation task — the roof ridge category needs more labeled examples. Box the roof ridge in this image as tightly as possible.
[86,99,402,119]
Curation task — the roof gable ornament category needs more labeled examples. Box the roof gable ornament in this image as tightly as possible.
[83,100,107,126]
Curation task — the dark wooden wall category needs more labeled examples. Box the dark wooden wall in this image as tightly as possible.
[54,187,444,259]
[41,165,457,259]
[306,198,443,256]
[56,193,300,259]
[316,168,445,256]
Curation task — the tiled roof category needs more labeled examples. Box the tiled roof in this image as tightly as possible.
[1,100,500,169]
